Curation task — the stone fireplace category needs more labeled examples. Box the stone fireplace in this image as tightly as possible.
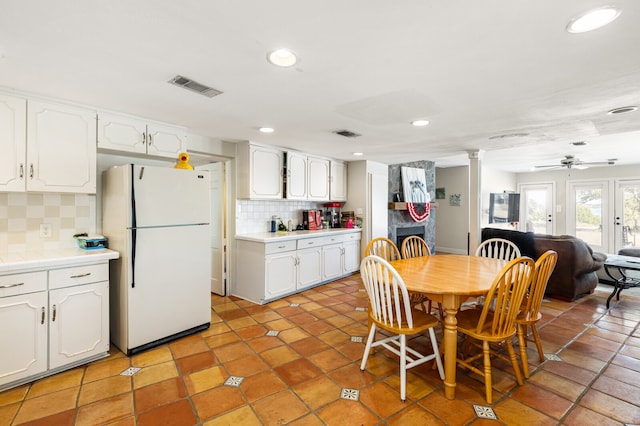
[388,161,436,253]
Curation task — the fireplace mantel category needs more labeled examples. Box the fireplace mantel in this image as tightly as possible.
[388,202,439,211]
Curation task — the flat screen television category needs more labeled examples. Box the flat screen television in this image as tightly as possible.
[489,193,520,224]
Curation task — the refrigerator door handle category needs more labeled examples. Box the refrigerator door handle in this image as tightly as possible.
[131,164,137,288]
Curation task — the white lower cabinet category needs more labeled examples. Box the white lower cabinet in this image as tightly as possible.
[265,251,297,299]
[0,262,110,391]
[49,281,109,369]
[234,230,361,304]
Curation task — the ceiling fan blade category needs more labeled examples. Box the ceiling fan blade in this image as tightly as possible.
[576,160,615,166]
[534,164,562,169]
[573,164,589,170]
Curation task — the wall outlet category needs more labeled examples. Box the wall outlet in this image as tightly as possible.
[39,223,52,238]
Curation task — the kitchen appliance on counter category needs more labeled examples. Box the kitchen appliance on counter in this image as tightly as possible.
[102,164,211,355]
[323,202,343,228]
[302,209,322,230]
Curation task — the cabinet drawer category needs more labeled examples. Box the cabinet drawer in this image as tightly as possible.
[323,234,344,245]
[264,240,297,255]
[0,271,47,298]
[49,264,109,290]
[342,232,361,242]
[297,237,327,249]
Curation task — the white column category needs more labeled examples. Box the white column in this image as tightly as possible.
[468,150,483,255]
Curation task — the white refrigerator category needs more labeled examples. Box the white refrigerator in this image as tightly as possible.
[102,164,211,355]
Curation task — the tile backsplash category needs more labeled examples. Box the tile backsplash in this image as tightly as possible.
[235,200,321,234]
[0,193,96,252]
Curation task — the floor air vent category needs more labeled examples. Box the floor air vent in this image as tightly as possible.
[169,75,223,98]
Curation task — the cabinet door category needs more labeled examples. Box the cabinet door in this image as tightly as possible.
[265,252,297,298]
[307,156,330,201]
[27,100,97,193]
[146,122,187,158]
[250,145,283,199]
[0,292,47,387]
[330,160,347,201]
[286,151,307,200]
[49,281,109,369]
[97,112,147,154]
[297,247,322,289]
[322,243,344,281]
[0,94,27,192]
[343,240,361,274]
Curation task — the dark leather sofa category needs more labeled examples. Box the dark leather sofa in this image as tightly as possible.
[481,228,606,301]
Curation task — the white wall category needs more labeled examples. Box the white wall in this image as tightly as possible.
[435,166,470,254]
[516,164,640,235]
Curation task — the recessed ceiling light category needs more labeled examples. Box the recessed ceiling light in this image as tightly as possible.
[267,48,298,67]
[352,152,364,156]
[411,119,430,127]
[259,127,274,133]
[566,6,621,33]
[608,106,638,115]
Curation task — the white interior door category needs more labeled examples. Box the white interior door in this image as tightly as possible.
[615,179,640,252]
[197,162,225,295]
[517,183,554,234]
[567,180,610,252]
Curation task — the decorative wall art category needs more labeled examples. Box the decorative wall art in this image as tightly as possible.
[435,187,445,199]
[401,167,430,204]
[450,194,462,206]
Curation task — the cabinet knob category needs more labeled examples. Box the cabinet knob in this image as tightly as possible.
[0,282,24,289]
[29,164,34,179]
[19,163,24,179]
[40,307,45,325]
[52,305,57,322]
[70,272,91,279]
[148,134,153,146]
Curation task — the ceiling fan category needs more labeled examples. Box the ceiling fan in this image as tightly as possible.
[534,155,616,170]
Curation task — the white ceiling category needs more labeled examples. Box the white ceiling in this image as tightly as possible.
[1,1,639,173]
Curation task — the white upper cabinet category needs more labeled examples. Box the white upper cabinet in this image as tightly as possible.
[97,112,187,159]
[0,94,27,192]
[285,152,330,201]
[237,142,283,199]
[330,160,347,201]
[307,156,330,201]
[285,151,308,200]
[1,96,97,193]
[27,100,97,193]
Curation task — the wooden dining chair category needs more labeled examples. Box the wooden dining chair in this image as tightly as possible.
[400,235,432,258]
[475,238,521,261]
[400,236,440,316]
[359,255,445,401]
[366,237,428,311]
[516,250,558,378]
[455,256,534,404]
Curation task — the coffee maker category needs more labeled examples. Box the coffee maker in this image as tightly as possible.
[323,202,343,228]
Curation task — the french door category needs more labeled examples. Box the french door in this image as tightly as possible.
[567,179,640,253]
[615,180,640,250]
[566,181,609,252]
[517,183,554,234]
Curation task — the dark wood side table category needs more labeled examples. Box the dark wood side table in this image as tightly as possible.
[604,254,640,309]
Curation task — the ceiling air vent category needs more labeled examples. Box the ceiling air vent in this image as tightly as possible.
[169,75,223,98]
[334,130,362,138]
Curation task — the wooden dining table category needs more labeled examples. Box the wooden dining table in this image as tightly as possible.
[390,254,507,400]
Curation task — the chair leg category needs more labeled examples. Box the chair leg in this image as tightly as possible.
[360,324,377,371]
[428,328,445,379]
[482,341,492,405]
[529,325,544,362]
[506,340,524,386]
[517,324,529,379]
[400,334,407,401]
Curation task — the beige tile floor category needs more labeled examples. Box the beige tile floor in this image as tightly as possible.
[1,277,639,425]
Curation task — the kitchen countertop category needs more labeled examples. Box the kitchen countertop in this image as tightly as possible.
[236,228,361,243]
[0,248,120,274]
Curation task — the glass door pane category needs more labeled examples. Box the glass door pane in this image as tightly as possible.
[616,180,640,251]
[518,183,554,234]
[567,181,610,252]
